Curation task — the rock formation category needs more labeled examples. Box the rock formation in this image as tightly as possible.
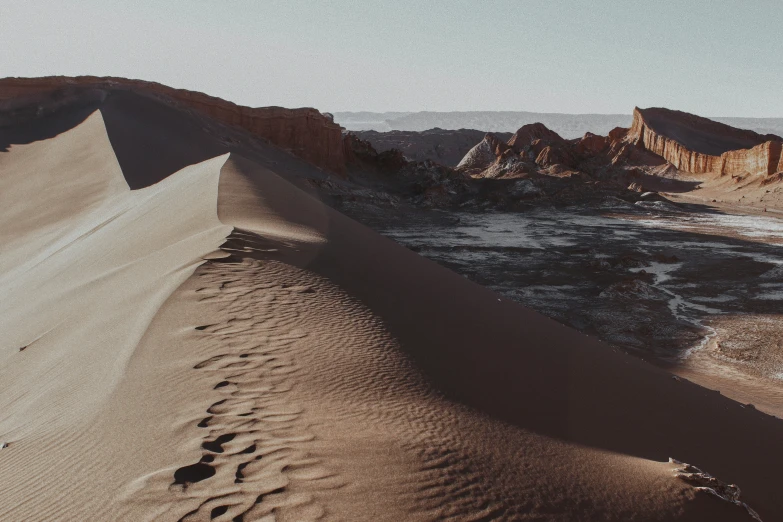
[457,123,581,177]
[627,107,783,178]
[452,107,783,197]
[0,76,346,173]
[343,132,407,173]
[508,122,565,150]
[575,132,610,156]
[535,144,574,168]
[456,133,513,171]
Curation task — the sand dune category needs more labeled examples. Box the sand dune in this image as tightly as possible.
[0,108,232,519]
[1,91,780,520]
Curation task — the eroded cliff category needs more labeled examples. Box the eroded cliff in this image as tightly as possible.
[0,76,346,173]
[628,107,783,178]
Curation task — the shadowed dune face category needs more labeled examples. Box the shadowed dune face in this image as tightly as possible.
[0,89,228,189]
[100,91,228,189]
[0,91,778,521]
[217,154,330,245]
[0,89,105,151]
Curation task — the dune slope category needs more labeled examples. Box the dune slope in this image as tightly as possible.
[0,109,232,519]
[0,92,780,521]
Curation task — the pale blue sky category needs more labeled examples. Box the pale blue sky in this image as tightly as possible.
[0,1,780,116]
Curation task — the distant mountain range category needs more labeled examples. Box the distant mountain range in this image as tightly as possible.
[333,111,783,140]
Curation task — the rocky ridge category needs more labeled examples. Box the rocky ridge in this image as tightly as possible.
[0,76,346,173]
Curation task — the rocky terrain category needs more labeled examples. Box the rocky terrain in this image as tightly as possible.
[323,107,783,426]
[4,76,777,208]
[371,206,783,417]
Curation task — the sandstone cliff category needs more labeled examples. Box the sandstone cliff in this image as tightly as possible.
[628,107,783,178]
[0,76,346,173]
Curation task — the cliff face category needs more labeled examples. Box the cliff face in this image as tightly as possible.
[628,107,783,177]
[0,76,346,173]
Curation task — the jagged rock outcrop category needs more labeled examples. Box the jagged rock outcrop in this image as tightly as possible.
[343,132,378,165]
[608,127,629,142]
[343,132,407,173]
[576,132,610,156]
[456,133,513,171]
[354,128,512,167]
[528,127,578,169]
[628,107,783,178]
[456,123,579,177]
[508,124,577,168]
[508,123,565,151]
[339,107,783,211]
[0,76,346,173]
[536,144,574,168]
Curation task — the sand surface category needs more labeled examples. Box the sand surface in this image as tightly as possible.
[1,94,780,520]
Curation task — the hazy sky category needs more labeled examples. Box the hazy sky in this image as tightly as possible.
[1,1,780,116]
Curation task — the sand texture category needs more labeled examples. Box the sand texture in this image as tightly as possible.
[0,90,781,521]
